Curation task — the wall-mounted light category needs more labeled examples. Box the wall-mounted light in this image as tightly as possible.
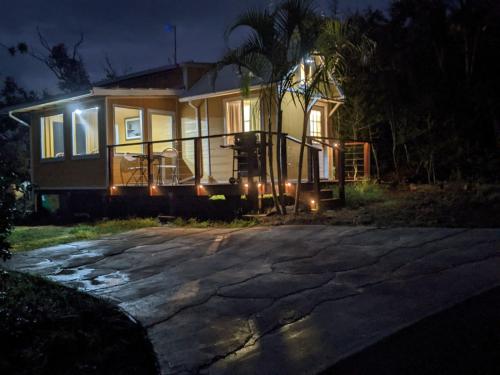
[74,109,82,115]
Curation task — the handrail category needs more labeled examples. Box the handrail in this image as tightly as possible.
[309,136,371,144]
[107,130,278,148]
[284,135,321,151]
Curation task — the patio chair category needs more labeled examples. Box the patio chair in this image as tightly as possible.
[156,148,179,185]
[120,153,147,186]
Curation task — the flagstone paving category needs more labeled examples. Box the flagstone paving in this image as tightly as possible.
[6,225,500,375]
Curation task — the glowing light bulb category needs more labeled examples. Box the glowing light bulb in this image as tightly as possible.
[74,109,82,115]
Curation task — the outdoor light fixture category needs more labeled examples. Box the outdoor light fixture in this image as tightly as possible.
[151,185,157,190]
[111,186,117,190]
[311,199,315,204]
[257,183,262,188]
[198,184,204,189]
[334,143,339,148]
[74,109,82,115]
[286,182,292,187]
[244,183,249,188]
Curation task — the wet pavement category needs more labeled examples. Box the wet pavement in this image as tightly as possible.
[6,225,500,375]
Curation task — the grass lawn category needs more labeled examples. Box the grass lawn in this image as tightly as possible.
[323,286,500,375]
[0,270,158,375]
[9,218,159,252]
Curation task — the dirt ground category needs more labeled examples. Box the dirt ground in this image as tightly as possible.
[260,183,500,228]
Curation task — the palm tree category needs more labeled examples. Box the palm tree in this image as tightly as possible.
[292,56,333,213]
[223,0,319,214]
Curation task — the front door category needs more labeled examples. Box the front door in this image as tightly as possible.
[309,107,329,179]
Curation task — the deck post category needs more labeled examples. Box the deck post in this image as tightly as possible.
[364,142,371,180]
[307,137,313,183]
[259,131,267,186]
[339,142,346,205]
[107,146,113,191]
[280,134,288,184]
[147,142,153,189]
[312,148,321,209]
[194,137,202,187]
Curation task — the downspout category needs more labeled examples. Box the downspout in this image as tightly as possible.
[8,110,30,128]
[188,101,204,179]
[204,98,212,179]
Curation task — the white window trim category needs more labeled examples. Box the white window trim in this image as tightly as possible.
[40,113,65,161]
[112,104,145,155]
[71,106,100,159]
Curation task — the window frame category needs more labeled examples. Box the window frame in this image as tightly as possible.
[71,106,100,160]
[147,109,176,142]
[40,112,65,162]
[308,105,327,139]
[112,104,145,155]
[223,96,262,143]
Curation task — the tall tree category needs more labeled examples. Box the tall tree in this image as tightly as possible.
[223,0,320,214]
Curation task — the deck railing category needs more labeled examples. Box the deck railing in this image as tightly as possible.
[107,132,370,194]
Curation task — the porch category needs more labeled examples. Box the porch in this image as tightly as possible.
[107,131,370,209]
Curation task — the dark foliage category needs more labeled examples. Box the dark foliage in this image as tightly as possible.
[0,271,158,375]
[334,0,500,182]
[0,77,35,261]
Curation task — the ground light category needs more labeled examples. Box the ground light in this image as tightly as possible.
[311,199,318,211]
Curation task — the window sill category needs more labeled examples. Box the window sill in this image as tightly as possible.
[71,154,101,160]
[40,157,65,163]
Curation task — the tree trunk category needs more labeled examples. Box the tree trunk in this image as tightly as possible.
[267,117,281,214]
[275,104,286,214]
[368,126,380,181]
[294,112,310,214]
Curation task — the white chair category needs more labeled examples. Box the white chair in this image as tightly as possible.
[156,148,179,185]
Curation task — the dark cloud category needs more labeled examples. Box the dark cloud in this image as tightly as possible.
[0,0,388,93]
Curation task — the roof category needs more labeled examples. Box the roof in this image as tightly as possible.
[1,60,213,115]
[180,65,264,101]
[94,61,213,89]
[2,88,182,115]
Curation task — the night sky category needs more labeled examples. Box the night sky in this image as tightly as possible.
[0,0,388,93]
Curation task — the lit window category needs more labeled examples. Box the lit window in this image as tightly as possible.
[225,98,260,143]
[72,107,99,156]
[41,114,64,159]
[113,106,143,154]
[309,109,322,138]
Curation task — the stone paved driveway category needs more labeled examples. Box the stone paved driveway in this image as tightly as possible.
[6,226,500,374]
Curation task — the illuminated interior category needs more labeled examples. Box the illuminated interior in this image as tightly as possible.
[150,112,174,153]
[40,113,64,159]
[72,107,99,156]
[225,97,260,144]
[113,106,143,154]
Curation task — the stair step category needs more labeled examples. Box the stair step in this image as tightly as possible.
[320,198,343,209]
[319,189,334,199]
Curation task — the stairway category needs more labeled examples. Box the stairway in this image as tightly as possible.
[319,188,343,210]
